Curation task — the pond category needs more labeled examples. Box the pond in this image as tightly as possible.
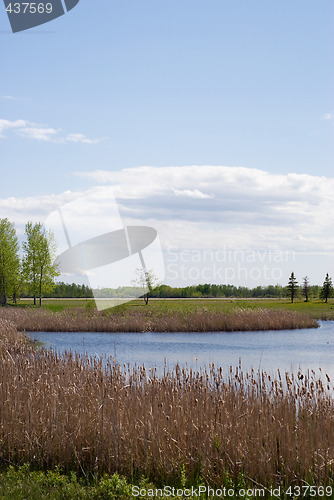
[27,321,334,379]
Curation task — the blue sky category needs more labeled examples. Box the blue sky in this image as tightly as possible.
[1,0,333,287]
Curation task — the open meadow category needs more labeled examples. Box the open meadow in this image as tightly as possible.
[17,296,334,317]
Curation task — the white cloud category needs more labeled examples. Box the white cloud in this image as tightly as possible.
[0,95,16,100]
[323,113,334,120]
[1,165,334,286]
[0,118,102,143]
[74,166,334,253]
[0,192,78,232]
[173,188,213,199]
[0,119,28,137]
[65,133,101,144]
[17,126,61,142]
[1,165,333,253]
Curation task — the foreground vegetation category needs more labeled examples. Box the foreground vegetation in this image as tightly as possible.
[5,466,334,500]
[0,466,137,500]
[0,319,333,499]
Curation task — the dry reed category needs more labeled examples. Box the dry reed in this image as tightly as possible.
[0,306,318,332]
[0,319,332,489]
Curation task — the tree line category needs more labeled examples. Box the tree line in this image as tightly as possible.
[0,218,58,306]
[150,282,323,300]
[18,281,94,300]
[1,218,333,304]
[287,272,333,303]
[47,280,332,301]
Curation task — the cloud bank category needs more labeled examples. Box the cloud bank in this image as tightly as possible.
[1,165,333,285]
[72,165,334,252]
[1,165,333,255]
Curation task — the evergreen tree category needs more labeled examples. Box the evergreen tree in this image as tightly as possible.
[287,272,298,303]
[319,273,333,303]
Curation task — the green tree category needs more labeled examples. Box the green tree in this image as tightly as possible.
[11,266,23,304]
[0,218,20,306]
[22,222,59,306]
[302,276,310,302]
[132,267,161,305]
[319,273,333,303]
[287,272,298,303]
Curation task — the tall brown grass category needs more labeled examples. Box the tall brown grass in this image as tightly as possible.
[0,319,332,489]
[0,306,318,332]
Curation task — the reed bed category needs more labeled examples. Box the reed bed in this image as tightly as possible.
[0,318,29,353]
[0,306,318,332]
[0,320,332,490]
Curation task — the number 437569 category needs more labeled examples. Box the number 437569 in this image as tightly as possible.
[5,3,53,14]
[286,485,333,497]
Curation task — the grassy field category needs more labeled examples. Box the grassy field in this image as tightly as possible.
[18,296,334,319]
[0,318,333,499]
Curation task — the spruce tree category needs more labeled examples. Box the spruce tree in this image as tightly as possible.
[287,272,298,303]
[319,273,333,303]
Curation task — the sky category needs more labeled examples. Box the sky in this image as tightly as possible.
[1,0,333,288]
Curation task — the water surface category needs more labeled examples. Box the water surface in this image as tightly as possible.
[27,321,334,379]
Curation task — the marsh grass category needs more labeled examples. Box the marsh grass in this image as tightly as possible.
[0,306,318,332]
[0,319,332,491]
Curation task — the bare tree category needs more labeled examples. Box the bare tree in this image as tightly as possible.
[302,276,310,302]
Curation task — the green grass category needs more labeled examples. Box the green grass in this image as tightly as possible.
[15,297,334,322]
[1,465,332,499]
[19,298,87,312]
[0,465,134,500]
[135,297,334,321]
[18,297,334,317]
[98,296,333,320]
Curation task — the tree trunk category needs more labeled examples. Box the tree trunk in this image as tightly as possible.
[2,277,7,306]
[39,270,43,307]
